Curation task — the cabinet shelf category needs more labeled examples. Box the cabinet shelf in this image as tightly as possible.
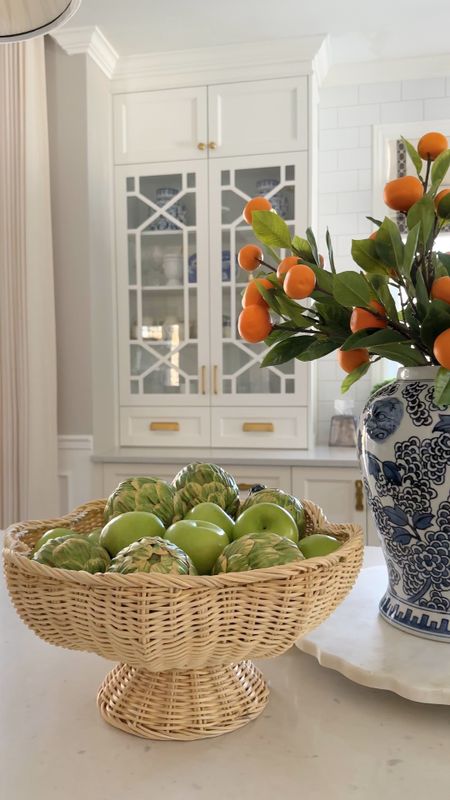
[138,285,197,291]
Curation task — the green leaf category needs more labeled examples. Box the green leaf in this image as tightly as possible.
[376,217,404,270]
[276,294,313,327]
[307,262,334,294]
[261,335,315,367]
[373,279,399,323]
[434,368,450,406]
[264,327,297,346]
[296,339,338,361]
[403,304,421,338]
[325,229,336,274]
[351,239,390,276]
[255,282,284,315]
[403,223,420,277]
[291,235,313,261]
[421,300,450,350]
[333,271,372,308]
[264,245,282,265]
[366,216,383,227]
[340,360,371,393]
[407,195,435,249]
[305,228,319,264]
[401,137,423,176]
[414,269,430,318]
[437,252,450,272]
[431,149,450,193]
[252,210,292,249]
[341,329,407,351]
[366,342,426,366]
[314,302,351,339]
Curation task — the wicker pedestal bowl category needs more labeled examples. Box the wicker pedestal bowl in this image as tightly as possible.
[3,499,363,740]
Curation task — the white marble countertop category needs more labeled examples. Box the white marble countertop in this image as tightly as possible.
[2,547,448,800]
[92,444,359,468]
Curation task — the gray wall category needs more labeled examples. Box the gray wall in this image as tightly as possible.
[45,41,115,445]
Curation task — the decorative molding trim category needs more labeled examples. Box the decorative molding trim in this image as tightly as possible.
[325,52,450,87]
[58,434,93,451]
[51,25,118,79]
[51,26,329,89]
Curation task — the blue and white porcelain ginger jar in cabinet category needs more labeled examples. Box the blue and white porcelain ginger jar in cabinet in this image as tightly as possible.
[359,366,450,641]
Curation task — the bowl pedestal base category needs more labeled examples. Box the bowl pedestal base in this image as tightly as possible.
[97,660,269,740]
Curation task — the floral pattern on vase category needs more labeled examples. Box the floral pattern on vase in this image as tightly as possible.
[359,366,450,640]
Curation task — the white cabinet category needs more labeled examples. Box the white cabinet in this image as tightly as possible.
[115,150,310,449]
[207,77,308,157]
[292,466,374,545]
[113,87,208,164]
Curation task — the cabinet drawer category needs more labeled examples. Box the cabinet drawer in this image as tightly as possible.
[211,407,307,449]
[120,407,210,447]
[113,87,208,164]
[228,465,292,500]
[292,466,367,542]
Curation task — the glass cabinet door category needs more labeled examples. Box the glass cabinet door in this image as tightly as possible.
[116,161,210,405]
[209,152,309,406]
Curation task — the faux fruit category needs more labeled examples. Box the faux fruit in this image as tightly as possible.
[233,502,299,544]
[33,527,74,553]
[86,528,102,545]
[213,531,304,573]
[100,511,166,557]
[104,477,175,526]
[172,462,240,520]
[164,519,229,575]
[239,488,306,537]
[185,502,235,539]
[33,536,110,573]
[108,537,197,575]
[299,533,341,558]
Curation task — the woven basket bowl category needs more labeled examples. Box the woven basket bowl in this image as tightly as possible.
[3,499,363,740]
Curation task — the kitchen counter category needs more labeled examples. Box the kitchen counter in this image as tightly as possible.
[92,444,359,468]
[1,547,448,800]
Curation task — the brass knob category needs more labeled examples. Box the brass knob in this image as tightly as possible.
[208,141,217,150]
[197,142,206,151]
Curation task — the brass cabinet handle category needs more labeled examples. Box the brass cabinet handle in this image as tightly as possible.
[208,141,217,149]
[238,482,258,491]
[242,422,274,433]
[200,365,206,395]
[149,421,180,432]
[355,479,364,512]
[197,142,206,150]
[213,365,218,394]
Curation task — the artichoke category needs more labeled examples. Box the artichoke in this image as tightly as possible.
[104,477,175,526]
[108,536,197,575]
[212,531,304,574]
[33,536,111,573]
[239,488,306,537]
[171,463,239,520]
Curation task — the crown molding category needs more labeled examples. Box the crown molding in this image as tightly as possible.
[51,26,329,90]
[51,25,118,79]
[113,34,329,92]
[325,51,450,86]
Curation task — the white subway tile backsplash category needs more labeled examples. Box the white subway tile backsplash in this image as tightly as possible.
[338,148,372,170]
[319,107,338,129]
[380,99,424,123]
[319,170,359,193]
[319,194,338,214]
[322,213,358,234]
[402,77,446,100]
[319,150,338,172]
[338,103,380,128]
[359,81,401,104]
[320,127,359,151]
[358,170,371,191]
[319,85,358,109]
[357,215,372,235]
[337,190,371,213]
[359,126,372,147]
[424,97,450,119]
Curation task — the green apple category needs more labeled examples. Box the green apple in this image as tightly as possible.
[33,527,75,553]
[233,502,298,543]
[298,533,341,558]
[185,502,235,539]
[164,519,229,575]
[100,511,165,556]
